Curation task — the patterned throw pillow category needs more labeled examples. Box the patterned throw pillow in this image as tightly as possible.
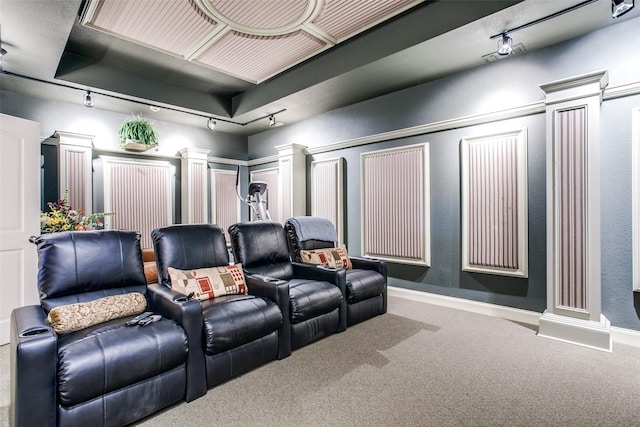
[168,264,248,301]
[300,245,352,269]
[47,292,147,334]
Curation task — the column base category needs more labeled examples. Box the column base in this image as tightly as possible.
[538,311,611,352]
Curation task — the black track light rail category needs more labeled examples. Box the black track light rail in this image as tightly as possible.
[1,70,286,126]
[489,0,599,39]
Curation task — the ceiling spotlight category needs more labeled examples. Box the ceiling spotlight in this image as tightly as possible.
[83,90,94,107]
[612,0,634,18]
[269,115,276,127]
[149,105,160,112]
[0,47,7,57]
[207,117,216,131]
[497,33,513,56]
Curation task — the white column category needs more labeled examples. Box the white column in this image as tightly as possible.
[275,143,307,220]
[180,148,210,224]
[55,130,94,215]
[538,70,611,351]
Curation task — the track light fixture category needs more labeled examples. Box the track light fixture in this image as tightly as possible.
[497,33,513,56]
[83,90,94,107]
[269,115,276,127]
[489,0,600,57]
[612,0,634,18]
[207,117,216,131]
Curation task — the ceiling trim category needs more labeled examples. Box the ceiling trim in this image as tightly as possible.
[194,0,323,36]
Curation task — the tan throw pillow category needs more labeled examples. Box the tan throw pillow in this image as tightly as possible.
[167,264,248,301]
[300,245,352,269]
[47,292,147,334]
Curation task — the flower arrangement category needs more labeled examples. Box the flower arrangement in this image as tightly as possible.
[40,190,114,233]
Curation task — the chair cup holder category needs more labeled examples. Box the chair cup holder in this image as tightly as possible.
[20,327,51,337]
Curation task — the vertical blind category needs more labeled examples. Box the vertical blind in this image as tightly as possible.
[557,107,586,310]
[362,144,428,264]
[211,169,240,240]
[467,136,519,270]
[103,157,174,249]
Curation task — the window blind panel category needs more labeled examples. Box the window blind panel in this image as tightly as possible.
[65,150,87,214]
[557,107,586,310]
[461,128,527,277]
[103,158,173,249]
[211,169,240,241]
[311,158,343,242]
[361,144,429,265]
[190,162,206,224]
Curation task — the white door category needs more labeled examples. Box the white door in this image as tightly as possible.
[0,114,41,345]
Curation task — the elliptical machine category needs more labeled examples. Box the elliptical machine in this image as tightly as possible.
[235,166,271,221]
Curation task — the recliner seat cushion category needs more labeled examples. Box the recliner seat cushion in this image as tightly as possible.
[289,279,343,324]
[201,294,282,355]
[345,269,386,304]
[56,317,187,407]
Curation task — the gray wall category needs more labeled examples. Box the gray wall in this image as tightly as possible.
[0,90,248,160]
[248,16,640,330]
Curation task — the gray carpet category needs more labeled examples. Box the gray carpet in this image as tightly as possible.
[2,296,640,426]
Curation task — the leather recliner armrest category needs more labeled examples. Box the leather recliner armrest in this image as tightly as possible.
[292,262,347,332]
[349,256,388,279]
[146,284,207,401]
[245,274,291,359]
[10,305,58,427]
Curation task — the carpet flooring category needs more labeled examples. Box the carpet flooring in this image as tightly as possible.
[2,295,640,426]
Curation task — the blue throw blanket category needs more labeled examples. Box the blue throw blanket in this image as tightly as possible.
[288,216,337,243]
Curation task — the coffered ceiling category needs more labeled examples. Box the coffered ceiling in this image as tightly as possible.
[1,0,637,135]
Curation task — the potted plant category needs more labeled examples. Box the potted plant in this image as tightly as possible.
[118,114,159,151]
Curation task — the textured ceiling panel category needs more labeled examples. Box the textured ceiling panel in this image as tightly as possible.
[83,0,426,83]
[313,0,420,40]
[209,0,310,29]
[88,0,218,56]
[196,30,326,83]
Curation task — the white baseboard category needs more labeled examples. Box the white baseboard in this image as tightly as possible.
[387,286,640,349]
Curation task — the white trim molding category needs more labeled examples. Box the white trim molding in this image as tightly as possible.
[388,286,640,349]
[460,128,528,278]
[633,106,640,292]
[538,70,611,352]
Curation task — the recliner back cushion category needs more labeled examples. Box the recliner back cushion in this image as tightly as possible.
[228,222,293,279]
[152,224,230,285]
[36,230,147,310]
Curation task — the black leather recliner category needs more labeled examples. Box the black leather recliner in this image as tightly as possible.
[10,230,188,427]
[228,221,347,351]
[150,224,288,399]
[285,216,387,326]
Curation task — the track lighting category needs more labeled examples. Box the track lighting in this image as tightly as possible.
[83,90,94,107]
[612,0,634,18]
[2,70,287,127]
[489,0,600,59]
[207,117,216,131]
[497,33,513,56]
